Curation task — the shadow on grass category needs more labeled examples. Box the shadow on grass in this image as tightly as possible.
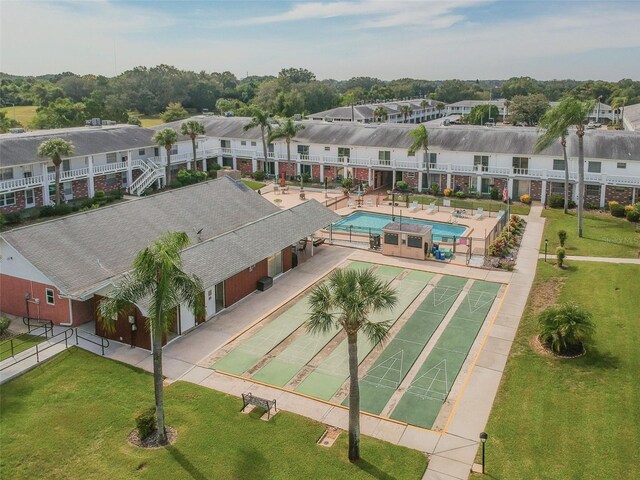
[231,447,269,480]
[580,347,620,370]
[354,458,397,480]
[166,447,208,480]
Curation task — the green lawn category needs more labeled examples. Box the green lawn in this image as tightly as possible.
[0,348,427,480]
[541,208,640,258]
[0,334,44,361]
[242,180,266,191]
[408,194,531,215]
[471,261,640,479]
[0,105,38,127]
[139,116,164,127]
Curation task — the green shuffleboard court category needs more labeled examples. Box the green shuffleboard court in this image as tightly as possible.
[295,269,431,400]
[389,280,501,428]
[351,274,467,414]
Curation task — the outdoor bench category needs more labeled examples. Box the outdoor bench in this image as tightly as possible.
[241,393,277,419]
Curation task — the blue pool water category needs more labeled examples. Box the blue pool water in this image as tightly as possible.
[332,212,466,241]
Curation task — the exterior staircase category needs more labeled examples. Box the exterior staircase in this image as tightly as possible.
[128,158,164,196]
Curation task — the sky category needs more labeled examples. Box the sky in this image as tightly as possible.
[1,0,640,81]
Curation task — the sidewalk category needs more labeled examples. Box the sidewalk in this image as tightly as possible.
[537,254,640,264]
[422,205,545,480]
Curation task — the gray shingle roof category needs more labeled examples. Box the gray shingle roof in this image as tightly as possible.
[624,103,640,131]
[1,177,280,296]
[151,116,265,142]
[0,125,157,168]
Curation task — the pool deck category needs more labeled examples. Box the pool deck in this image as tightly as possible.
[261,186,500,242]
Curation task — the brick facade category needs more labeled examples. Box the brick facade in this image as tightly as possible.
[94,173,122,194]
[311,164,321,181]
[530,180,542,201]
[71,178,89,199]
[323,166,338,181]
[279,162,297,179]
[402,171,418,189]
[237,159,253,176]
[605,185,634,204]
[0,274,71,324]
[353,168,369,183]
[452,175,472,192]
[1,190,25,214]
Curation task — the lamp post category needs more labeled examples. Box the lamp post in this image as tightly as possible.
[480,431,488,474]
[544,239,548,262]
[391,192,396,221]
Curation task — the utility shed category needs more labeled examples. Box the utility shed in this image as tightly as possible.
[381,222,432,261]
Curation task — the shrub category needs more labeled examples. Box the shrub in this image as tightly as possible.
[109,189,124,200]
[636,202,640,212]
[538,304,594,355]
[135,408,156,440]
[626,210,640,223]
[0,213,4,225]
[558,229,567,247]
[341,178,354,190]
[488,237,508,257]
[556,247,566,268]
[443,188,453,197]
[54,204,73,216]
[610,203,626,217]
[607,200,620,210]
[207,170,217,179]
[490,187,500,200]
[4,212,22,225]
[39,205,56,217]
[252,170,265,181]
[94,190,107,206]
[548,194,564,208]
[177,169,207,186]
[0,316,10,336]
[519,194,531,205]
[169,180,182,189]
[455,191,466,199]
[430,183,440,196]
[208,162,222,171]
[395,180,408,192]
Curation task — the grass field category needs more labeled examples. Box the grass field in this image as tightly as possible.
[0,105,37,127]
[471,261,640,479]
[0,334,44,361]
[409,194,531,215]
[138,115,164,127]
[1,348,427,480]
[541,208,640,258]
[242,180,266,191]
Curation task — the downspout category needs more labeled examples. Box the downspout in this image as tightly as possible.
[59,297,73,326]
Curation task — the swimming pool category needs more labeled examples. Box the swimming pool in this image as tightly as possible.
[332,212,466,241]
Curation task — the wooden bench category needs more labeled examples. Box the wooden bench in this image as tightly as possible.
[241,393,277,419]
[312,238,325,247]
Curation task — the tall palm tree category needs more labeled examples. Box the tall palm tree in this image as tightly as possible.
[37,138,74,206]
[420,99,429,121]
[244,108,272,172]
[503,99,511,122]
[610,97,626,126]
[536,106,572,213]
[436,102,446,118]
[268,117,305,185]
[153,128,178,186]
[373,106,387,123]
[408,124,430,191]
[99,232,203,445]
[307,268,397,462]
[180,120,205,171]
[399,104,412,123]
[544,98,594,237]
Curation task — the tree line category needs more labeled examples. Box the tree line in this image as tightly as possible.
[1,66,639,130]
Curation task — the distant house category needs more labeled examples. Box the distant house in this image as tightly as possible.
[0,177,338,349]
[309,98,442,124]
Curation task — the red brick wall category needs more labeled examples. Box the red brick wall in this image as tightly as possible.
[71,178,89,199]
[0,190,25,214]
[605,185,633,204]
[311,165,321,181]
[279,162,297,178]
[324,166,338,181]
[584,186,601,206]
[530,180,542,201]
[402,172,418,189]
[452,175,472,192]
[353,168,369,182]
[282,247,292,273]
[545,182,574,201]
[0,274,70,324]
[71,298,96,326]
[94,296,152,350]
[94,173,122,193]
[237,159,253,176]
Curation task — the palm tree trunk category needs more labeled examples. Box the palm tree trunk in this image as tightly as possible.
[424,150,430,191]
[191,137,198,171]
[152,323,168,444]
[347,333,360,462]
[54,162,61,205]
[577,132,584,238]
[562,138,569,214]
[261,125,269,175]
[165,147,172,187]
[286,139,291,182]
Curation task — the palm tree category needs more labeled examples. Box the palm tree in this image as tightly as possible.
[538,304,594,355]
[153,128,178,186]
[307,268,397,462]
[610,97,626,126]
[373,106,387,123]
[399,104,412,123]
[268,117,305,185]
[244,108,272,173]
[503,99,511,122]
[536,106,572,213]
[436,102,446,118]
[420,100,429,121]
[37,138,74,206]
[180,120,205,171]
[99,232,203,445]
[408,124,430,191]
[538,97,593,237]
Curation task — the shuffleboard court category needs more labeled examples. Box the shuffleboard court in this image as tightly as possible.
[295,269,430,400]
[351,275,467,414]
[250,263,403,386]
[389,280,501,428]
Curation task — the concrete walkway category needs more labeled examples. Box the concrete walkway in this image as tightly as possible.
[422,205,545,480]
[537,254,640,264]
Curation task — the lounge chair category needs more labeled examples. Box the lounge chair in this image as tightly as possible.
[443,199,451,207]
[348,200,355,208]
[410,201,419,212]
[426,202,436,214]
[366,198,374,207]
[473,207,484,219]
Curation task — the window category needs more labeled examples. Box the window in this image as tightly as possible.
[106,174,117,186]
[0,168,13,180]
[63,182,73,197]
[512,157,529,172]
[405,172,415,178]
[474,155,489,172]
[324,146,330,151]
[588,161,601,173]
[553,159,565,171]
[614,187,626,193]
[154,147,160,157]
[220,140,230,149]
[170,146,178,155]
[384,233,398,245]
[0,193,16,206]
[378,151,391,164]
[617,162,626,169]
[106,153,117,163]
[300,164,311,176]
[25,189,35,207]
[251,141,257,146]
[407,236,422,248]
[138,148,146,156]
[338,147,350,159]
[297,145,310,159]
[62,159,71,171]
[241,141,246,146]
[550,182,564,195]
[428,152,437,164]
[585,185,600,196]
[45,288,55,305]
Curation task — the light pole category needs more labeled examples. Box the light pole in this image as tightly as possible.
[391,192,396,221]
[544,239,548,262]
[480,431,488,474]
[596,95,602,123]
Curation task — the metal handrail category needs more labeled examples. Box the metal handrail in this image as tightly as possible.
[74,329,110,356]
[0,328,73,371]
[0,326,51,359]
[23,317,54,336]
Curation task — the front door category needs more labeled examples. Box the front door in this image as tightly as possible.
[179,303,196,333]
[25,189,35,208]
[205,287,216,318]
